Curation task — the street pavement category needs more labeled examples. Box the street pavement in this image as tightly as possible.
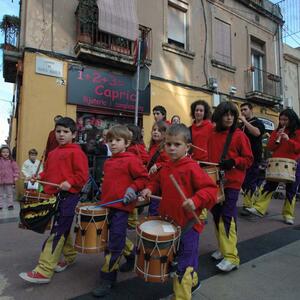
[0,196,300,300]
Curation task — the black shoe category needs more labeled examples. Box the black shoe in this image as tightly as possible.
[92,280,114,298]
[119,257,135,272]
[8,205,14,210]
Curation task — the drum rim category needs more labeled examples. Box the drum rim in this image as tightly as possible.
[136,216,180,242]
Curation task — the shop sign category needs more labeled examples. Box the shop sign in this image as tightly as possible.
[67,64,150,114]
[258,117,275,131]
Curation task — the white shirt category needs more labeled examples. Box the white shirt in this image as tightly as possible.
[21,159,43,180]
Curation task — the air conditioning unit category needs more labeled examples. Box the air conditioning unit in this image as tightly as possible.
[208,77,218,90]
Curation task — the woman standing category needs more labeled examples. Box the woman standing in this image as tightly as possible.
[246,108,300,225]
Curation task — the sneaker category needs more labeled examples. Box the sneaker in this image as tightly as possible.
[245,207,263,217]
[54,261,73,273]
[19,271,51,284]
[119,257,135,272]
[211,250,223,260]
[284,218,294,225]
[92,280,114,297]
[8,205,14,210]
[216,259,239,272]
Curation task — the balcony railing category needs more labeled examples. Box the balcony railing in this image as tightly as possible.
[75,2,152,64]
[1,15,19,50]
[245,66,282,104]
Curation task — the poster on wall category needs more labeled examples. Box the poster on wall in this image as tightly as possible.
[67,64,150,114]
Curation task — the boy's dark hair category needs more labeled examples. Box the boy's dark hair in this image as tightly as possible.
[278,108,300,138]
[106,125,132,144]
[0,145,13,160]
[166,124,191,144]
[126,124,143,145]
[240,102,253,110]
[28,148,38,155]
[213,101,239,132]
[55,117,77,133]
[190,100,212,120]
[153,105,167,119]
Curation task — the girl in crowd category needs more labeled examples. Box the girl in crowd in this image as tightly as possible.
[208,102,253,272]
[246,108,300,225]
[0,145,19,210]
[171,115,181,125]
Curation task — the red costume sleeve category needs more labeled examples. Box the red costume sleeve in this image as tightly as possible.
[233,132,253,170]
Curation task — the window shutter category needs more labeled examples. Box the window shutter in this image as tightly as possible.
[214,19,231,65]
[168,5,186,45]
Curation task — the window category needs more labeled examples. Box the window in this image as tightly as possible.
[168,2,187,49]
[214,18,231,65]
[250,37,265,92]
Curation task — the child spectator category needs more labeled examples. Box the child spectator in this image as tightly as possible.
[0,145,20,210]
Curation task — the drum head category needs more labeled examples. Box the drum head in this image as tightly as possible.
[76,205,107,215]
[139,220,177,236]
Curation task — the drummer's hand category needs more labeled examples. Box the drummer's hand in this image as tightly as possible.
[281,133,289,141]
[140,188,152,200]
[182,198,196,212]
[149,164,158,175]
[30,175,37,183]
[60,181,71,191]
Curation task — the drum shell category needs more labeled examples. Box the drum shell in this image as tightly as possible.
[265,158,297,183]
[74,203,108,254]
[203,166,225,203]
[135,216,180,283]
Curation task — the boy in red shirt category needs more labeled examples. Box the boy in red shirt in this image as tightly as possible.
[141,124,217,300]
[92,125,148,297]
[19,117,88,283]
[208,102,253,272]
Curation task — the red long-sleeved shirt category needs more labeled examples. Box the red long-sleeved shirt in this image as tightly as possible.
[147,156,217,233]
[40,143,88,194]
[267,129,300,160]
[100,152,149,212]
[190,120,214,161]
[127,143,150,165]
[148,142,169,170]
[207,128,253,189]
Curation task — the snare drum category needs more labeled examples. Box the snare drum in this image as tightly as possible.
[265,158,297,183]
[74,204,108,254]
[135,216,181,283]
[203,166,225,203]
[19,191,57,234]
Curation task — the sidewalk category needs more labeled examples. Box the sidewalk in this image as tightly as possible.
[196,240,300,300]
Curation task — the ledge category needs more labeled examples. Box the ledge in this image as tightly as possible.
[162,43,195,59]
[211,59,236,73]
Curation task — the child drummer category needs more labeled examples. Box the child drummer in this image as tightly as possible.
[141,124,217,300]
[92,125,148,298]
[19,117,89,283]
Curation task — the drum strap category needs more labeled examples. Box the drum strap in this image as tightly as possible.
[147,143,164,171]
[220,129,235,163]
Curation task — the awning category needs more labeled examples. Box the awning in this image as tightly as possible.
[97,0,138,41]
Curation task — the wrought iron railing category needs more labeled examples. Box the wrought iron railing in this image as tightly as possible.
[1,15,19,50]
[75,3,152,62]
[245,66,282,100]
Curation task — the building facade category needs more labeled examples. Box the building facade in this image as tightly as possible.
[3,0,283,177]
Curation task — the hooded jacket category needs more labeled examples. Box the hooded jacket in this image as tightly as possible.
[0,158,19,185]
[127,143,150,165]
[39,143,88,194]
[100,152,149,212]
[207,128,253,189]
[190,120,214,161]
[147,156,217,233]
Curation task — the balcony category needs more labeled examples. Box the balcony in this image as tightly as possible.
[245,66,282,106]
[1,15,22,83]
[74,2,152,70]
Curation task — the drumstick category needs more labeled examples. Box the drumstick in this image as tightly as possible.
[190,144,207,153]
[35,150,45,177]
[150,195,162,200]
[93,198,124,208]
[169,174,202,225]
[198,161,219,167]
[35,180,60,188]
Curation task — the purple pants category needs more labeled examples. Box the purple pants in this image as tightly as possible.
[176,228,199,280]
[211,188,239,236]
[263,161,300,203]
[100,209,129,281]
[148,198,160,216]
[242,162,260,197]
[43,192,79,253]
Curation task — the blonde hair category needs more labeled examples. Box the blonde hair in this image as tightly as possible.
[106,125,132,144]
